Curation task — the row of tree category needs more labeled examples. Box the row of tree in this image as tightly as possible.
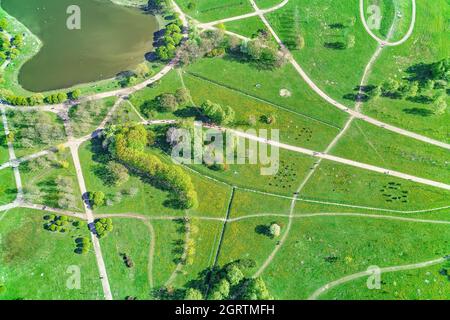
[103,124,198,209]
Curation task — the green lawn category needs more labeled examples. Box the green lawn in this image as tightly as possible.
[183,72,341,151]
[330,119,450,185]
[321,261,450,300]
[100,217,153,300]
[223,16,268,38]
[188,149,316,197]
[231,188,292,217]
[0,168,16,205]
[0,122,10,164]
[361,0,449,142]
[185,57,348,128]
[217,216,290,277]
[267,0,378,105]
[20,149,84,212]
[0,208,103,300]
[263,216,450,299]
[301,160,450,211]
[79,139,232,218]
[175,0,254,22]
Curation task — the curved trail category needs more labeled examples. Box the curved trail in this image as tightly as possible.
[308,255,448,300]
[360,0,417,47]
[198,0,289,28]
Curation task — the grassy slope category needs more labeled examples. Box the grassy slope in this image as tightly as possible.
[267,0,378,105]
[263,216,450,299]
[0,168,16,205]
[100,218,152,300]
[0,209,103,300]
[321,261,450,300]
[176,0,254,22]
[362,0,449,142]
[330,119,450,185]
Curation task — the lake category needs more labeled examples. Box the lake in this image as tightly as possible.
[2,0,159,92]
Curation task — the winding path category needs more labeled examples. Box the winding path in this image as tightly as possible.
[308,255,448,300]
[359,0,417,47]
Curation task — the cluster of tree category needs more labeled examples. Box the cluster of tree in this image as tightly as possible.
[0,18,23,65]
[119,63,153,88]
[0,89,71,106]
[43,215,73,233]
[75,237,91,255]
[141,87,191,117]
[256,222,282,239]
[237,31,288,69]
[7,110,66,149]
[156,22,184,61]
[94,218,114,238]
[89,191,106,208]
[368,58,449,115]
[177,29,228,66]
[107,161,130,186]
[200,100,235,125]
[69,99,111,137]
[181,260,273,300]
[147,0,169,13]
[55,175,77,209]
[103,124,198,209]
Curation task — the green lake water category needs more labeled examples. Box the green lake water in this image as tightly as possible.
[2,0,159,92]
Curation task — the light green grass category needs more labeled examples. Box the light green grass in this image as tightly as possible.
[301,160,450,211]
[183,72,341,151]
[0,208,103,300]
[186,57,349,128]
[176,0,254,22]
[320,261,450,300]
[100,217,152,300]
[263,216,450,299]
[0,121,9,164]
[20,149,84,212]
[0,168,16,205]
[362,0,450,142]
[223,16,268,38]
[267,0,379,105]
[330,119,450,185]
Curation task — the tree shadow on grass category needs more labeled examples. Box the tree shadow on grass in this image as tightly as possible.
[402,107,434,117]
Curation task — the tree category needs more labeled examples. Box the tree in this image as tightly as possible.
[70,89,81,100]
[242,277,272,300]
[158,93,179,112]
[107,161,129,186]
[407,81,419,97]
[269,223,281,238]
[382,79,400,94]
[433,92,447,115]
[135,63,150,78]
[0,18,8,31]
[346,34,356,49]
[175,88,191,105]
[225,264,244,286]
[185,288,203,300]
[89,191,105,207]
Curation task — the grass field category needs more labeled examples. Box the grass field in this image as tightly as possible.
[267,0,378,105]
[185,57,349,128]
[320,261,450,300]
[20,149,84,212]
[0,122,9,164]
[7,110,67,158]
[262,216,450,299]
[79,139,232,218]
[188,149,316,197]
[223,16,268,38]
[330,119,450,185]
[100,217,152,300]
[361,0,449,142]
[176,0,254,22]
[0,168,16,205]
[0,208,103,300]
[301,160,450,211]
